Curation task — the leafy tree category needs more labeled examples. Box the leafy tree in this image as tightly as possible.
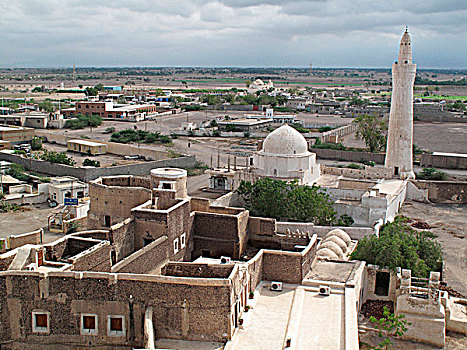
[354,114,387,152]
[237,178,338,225]
[85,87,98,96]
[7,163,31,182]
[350,216,442,278]
[370,306,409,350]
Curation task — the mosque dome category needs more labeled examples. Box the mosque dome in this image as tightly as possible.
[324,229,351,247]
[262,125,309,155]
[322,235,348,253]
[319,241,345,259]
[316,247,339,259]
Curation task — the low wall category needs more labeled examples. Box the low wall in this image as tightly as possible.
[276,222,374,241]
[0,151,196,182]
[322,164,393,179]
[69,241,111,272]
[319,123,358,143]
[163,262,234,278]
[0,229,43,253]
[413,180,467,203]
[36,130,171,161]
[420,153,467,170]
[111,236,169,274]
[311,148,385,164]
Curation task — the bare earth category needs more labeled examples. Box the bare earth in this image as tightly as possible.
[400,201,467,296]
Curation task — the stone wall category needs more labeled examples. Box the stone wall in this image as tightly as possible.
[413,180,467,203]
[163,262,234,279]
[0,151,196,182]
[310,148,386,164]
[69,241,111,272]
[109,218,134,262]
[88,177,152,229]
[275,222,374,241]
[191,208,249,260]
[0,270,233,348]
[3,229,43,252]
[111,236,169,274]
[420,153,467,170]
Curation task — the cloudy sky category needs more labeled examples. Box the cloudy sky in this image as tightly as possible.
[1,0,466,68]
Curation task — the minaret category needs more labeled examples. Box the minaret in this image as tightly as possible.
[385,27,417,179]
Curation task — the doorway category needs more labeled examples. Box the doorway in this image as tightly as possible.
[375,271,390,296]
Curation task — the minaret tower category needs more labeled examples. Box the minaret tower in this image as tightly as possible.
[385,27,417,179]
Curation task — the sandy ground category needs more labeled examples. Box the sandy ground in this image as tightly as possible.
[0,203,62,242]
[400,201,467,296]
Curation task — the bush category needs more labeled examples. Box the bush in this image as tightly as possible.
[291,123,310,133]
[30,137,43,151]
[65,114,102,129]
[416,168,447,181]
[7,163,31,182]
[39,150,76,166]
[110,129,172,145]
[82,159,100,167]
[337,214,354,227]
[103,127,116,134]
[350,216,443,278]
[318,126,334,133]
[347,163,365,170]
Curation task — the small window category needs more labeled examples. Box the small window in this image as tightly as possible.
[173,238,179,254]
[32,311,49,333]
[181,233,186,248]
[107,315,125,336]
[162,182,172,190]
[81,314,98,335]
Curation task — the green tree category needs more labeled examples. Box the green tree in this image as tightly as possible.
[370,306,410,350]
[350,216,442,278]
[82,159,100,167]
[237,178,337,225]
[354,114,387,152]
[39,150,76,166]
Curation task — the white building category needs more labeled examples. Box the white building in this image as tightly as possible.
[252,124,320,185]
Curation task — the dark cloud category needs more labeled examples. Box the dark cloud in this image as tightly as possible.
[0,0,465,67]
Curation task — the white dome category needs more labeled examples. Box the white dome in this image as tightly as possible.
[324,229,351,247]
[262,125,309,155]
[322,235,348,253]
[316,248,339,259]
[318,241,345,259]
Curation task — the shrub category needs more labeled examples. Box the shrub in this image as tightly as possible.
[65,114,102,129]
[337,214,354,227]
[347,163,365,170]
[7,163,31,182]
[39,150,76,166]
[110,129,172,145]
[82,159,101,167]
[30,137,43,151]
[416,168,447,181]
[103,127,116,134]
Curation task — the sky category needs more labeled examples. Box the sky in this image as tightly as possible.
[0,0,466,69]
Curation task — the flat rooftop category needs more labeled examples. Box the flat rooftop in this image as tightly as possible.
[68,139,106,147]
[433,151,467,158]
[218,118,273,126]
[305,260,359,283]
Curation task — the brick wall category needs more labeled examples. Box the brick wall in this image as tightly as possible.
[420,153,467,170]
[310,148,386,164]
[110,218,134,262]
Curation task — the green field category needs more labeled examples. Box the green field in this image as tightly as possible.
[369,92,467,101]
